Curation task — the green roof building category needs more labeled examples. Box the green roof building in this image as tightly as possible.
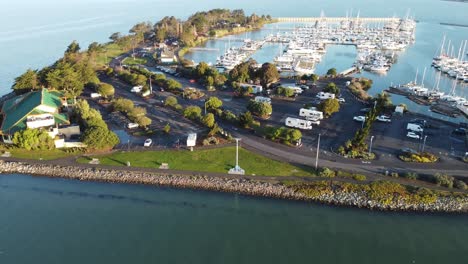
[0,89,70,142]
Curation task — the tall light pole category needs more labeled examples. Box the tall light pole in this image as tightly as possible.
[204,101,208,115]
[369,135,374,155]
[315,133,321,170]
[228,138,245,175]
[149,73,153,95]
[421,135,428,153]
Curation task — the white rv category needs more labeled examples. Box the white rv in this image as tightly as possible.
[299,108,324,120]
[254,96,271,104]
[286,86,303,94]
[240,83,263,94]
[316,92,335,100]
[187,133,197,147]
[131,85,143,93]
[407,123,423,132]
[285,117,313,130]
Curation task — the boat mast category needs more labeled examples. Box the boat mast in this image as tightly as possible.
[414,68,419,84]
[421,67,427,87]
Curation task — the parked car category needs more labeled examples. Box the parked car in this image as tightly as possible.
[143,138,152,147]
[299,84,309,90]
[127,123,139,129]
[406,131,420,139]
[360,108,371,113]
[452,127,467,135]
[377,115,391,122]
[338,98,346,103]
[401,148,418,154]
[353,116,366,122]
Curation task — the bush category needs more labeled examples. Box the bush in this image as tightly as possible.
[164,96,178,107]
[391,172,399,178]
[163,123,171,134]
[97,83,115,98]
[239,111,254,128]
[12,129,55,150]
[399,152,438,163]
[403,172,418,180]
[353,174,367,181]
[202,136,219,146]
[112,98,134,112]
[202,113,215,128]
[82,126,120,149]
[454,180,467,190]
[183,105,202,120]
[433,173,454,188]
[318,98,340,117]
[323,82,340,95]
[247,100,272,119]
[319,167,336,178]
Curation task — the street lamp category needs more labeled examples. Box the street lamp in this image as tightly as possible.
[228,138,245,175]
[315,133,321,170]
[369,135,374,155]
[421,135,428,153]
[204,100,208,115]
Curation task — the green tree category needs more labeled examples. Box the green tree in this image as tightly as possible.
[247,100,272,118]
[46,62,84,98]
[164,96,178,107]
[12,129,55,150]
[12,69,39,94]
[165,79,182,90]
[375,92,392,109]
[326,68,337,76]
[258,63,279,87]
[109,32,122,42]
[133,74,147,86]
[205,96,223,111]
[324,82,340,95]
[195,62,210,78]
[136,116,152,128]
[112,98,134,112]
[163,123,171,134]
[183,105,202,120]
[319,98,340,117]
[65,40,80,54]
[239,111,254,128]
[82,126,120,149]
[128,106,146,121]
[287,129,302,143]
[97,83,115,98]
[202,113,216,128]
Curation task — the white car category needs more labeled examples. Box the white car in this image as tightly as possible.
[353,116,366,122]
[143,138,152,147]
[127,123,139,129]
[377,115,391,122]
[338,98,346,103]
[406,132,420,139]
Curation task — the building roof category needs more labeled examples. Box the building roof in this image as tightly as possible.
[0,89,68,135]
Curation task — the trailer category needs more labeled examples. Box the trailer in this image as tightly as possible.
[299,108,324,120]
[285,117,313,130]
[254,96,271,104]
[316,92,335,100]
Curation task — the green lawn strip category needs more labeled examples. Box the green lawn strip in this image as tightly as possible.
[8,149,80,160]
[122,56,148,66]
[78,147,315,177]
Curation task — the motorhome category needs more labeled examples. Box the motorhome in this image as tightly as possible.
[240,83,263,94]
[187,133,197,147]
[285,117,313,130]
[316,92,335,100]
[254,96,271,104]
[299,108,324,120]
[407,123,423,132]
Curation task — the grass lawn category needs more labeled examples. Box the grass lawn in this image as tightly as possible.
[96,43,128,66]
[77,147,316,177]
[122,56,148,66]
[6,149,82,160]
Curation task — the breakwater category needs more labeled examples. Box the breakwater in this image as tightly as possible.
[1,160,467,213]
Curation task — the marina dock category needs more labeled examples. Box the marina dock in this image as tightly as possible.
[276,17,400,23]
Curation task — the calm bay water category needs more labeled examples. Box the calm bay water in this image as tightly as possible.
[1,1,468,263]
[1,174,467,264]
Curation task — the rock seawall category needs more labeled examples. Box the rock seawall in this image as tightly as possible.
[1,160,467,213]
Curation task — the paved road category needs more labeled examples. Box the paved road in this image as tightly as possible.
[109,48,468,178]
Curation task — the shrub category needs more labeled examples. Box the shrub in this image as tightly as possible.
[12,129,55,150]
[183,105,202,120]
[454,180,467,190]
[202,113,215,128]
[319,167,336,178]
[318,98,340,117]
[202,136,219,146]
[97,83,115,98]
[353,174,367,181]
[391,172,399,178]
[163,123,171,134]
[112,98,134,112]
[164,96,178,107]
[433,173,454,188]
[403,172,418,180]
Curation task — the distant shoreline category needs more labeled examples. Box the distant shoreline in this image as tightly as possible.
[1,160,467,213]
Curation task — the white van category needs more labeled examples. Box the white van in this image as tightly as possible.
[127,123,139,129]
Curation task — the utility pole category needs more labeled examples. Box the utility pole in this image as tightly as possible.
[369,135,374,155]
[149,74,153,95]
[204,101,208,115]
[315,133,321,170]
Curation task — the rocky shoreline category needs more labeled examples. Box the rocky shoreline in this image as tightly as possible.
[1,160,467,213]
